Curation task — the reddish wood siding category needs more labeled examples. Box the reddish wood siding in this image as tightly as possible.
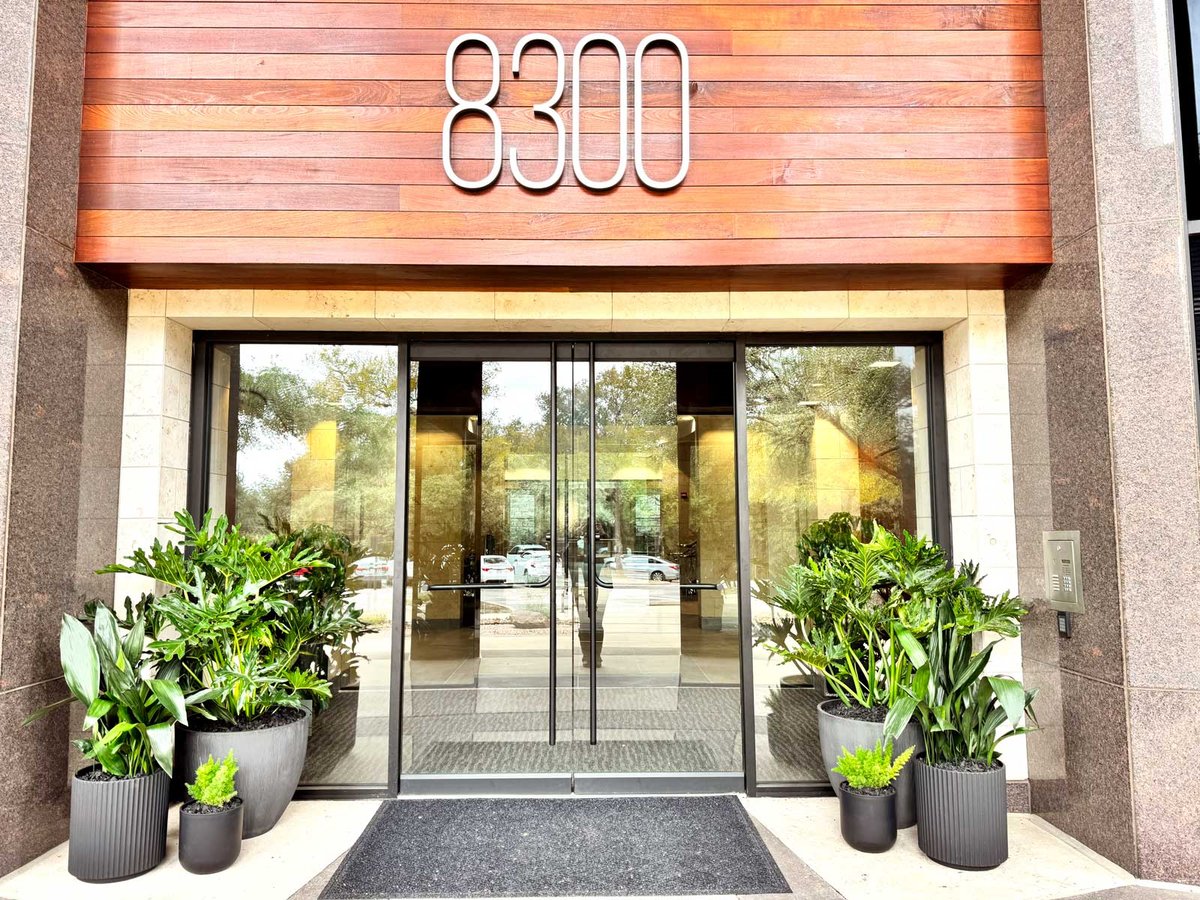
[76,0,1051,281]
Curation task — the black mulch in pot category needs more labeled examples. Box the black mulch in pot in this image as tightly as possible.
[182,797,244,816]
[824,702,889,723]
[842,785,895,797]
[932,758,1004,773]
[76,767,153,783]
[187,706,306,733]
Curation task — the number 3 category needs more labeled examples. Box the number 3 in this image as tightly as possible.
[510,34,566,190]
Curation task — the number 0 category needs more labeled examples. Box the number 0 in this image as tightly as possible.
[634,34,690,190]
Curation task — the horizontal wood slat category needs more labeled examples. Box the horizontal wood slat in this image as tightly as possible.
[85,27,1043,56]
[79,209,1052,239]
[78,0,1053,279]
[78,235,1052,266]
[88,4,1041,31]
[79,156,1050,186]
[78,183,1050,212]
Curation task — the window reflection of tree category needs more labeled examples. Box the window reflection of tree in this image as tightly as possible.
[745,346,915,537]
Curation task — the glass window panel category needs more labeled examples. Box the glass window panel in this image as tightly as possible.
[744,344,932,787]
[207,343,398,787]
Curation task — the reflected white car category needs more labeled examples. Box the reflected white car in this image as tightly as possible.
[480,555,515,584]
[602,554,680,582]
[514,550,559,584]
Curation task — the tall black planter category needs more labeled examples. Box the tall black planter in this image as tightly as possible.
[176,708,310,838]
[914,756,1009,869]
[180,800,244,875]
[68,766,170,882]
[838,781,898,853]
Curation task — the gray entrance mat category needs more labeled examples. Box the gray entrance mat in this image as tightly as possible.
[319,795,791,898]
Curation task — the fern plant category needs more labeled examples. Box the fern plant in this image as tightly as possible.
[833,740,915,791]
[186,751,239,808]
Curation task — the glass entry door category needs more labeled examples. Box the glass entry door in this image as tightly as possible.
[400,342,742,791]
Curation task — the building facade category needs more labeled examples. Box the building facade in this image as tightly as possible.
[1,0,1199,886]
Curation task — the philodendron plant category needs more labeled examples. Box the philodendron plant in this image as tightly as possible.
[756,524,946,710]
[25,605,212,777]
[100,510,333,724]
[884,564,1037,765]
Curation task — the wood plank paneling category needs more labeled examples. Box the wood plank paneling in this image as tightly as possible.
[77,0,1053,280]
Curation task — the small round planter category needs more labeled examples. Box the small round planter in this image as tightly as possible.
[175,707,310,838]
[914,756,1008,869]
[838,781,898,853]
[68,766,170,882]
[817,699,924,829]
[179,799,244,875]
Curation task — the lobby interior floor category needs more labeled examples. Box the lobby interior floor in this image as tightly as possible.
[2,796,1197,900]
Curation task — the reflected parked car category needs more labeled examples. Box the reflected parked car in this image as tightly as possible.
[506,544,546,567]
[481,555,515,584]
[602,554,680,582]
[514,549,561,584]
[354,556,394,588]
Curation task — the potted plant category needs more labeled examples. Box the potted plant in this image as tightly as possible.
[262,518,378,782]
[832,739,915,853]
[180,751,243,874]
[24,606,208,882]
[884,565,1037,869]
[101,510,333,838]
[757,519,943,827]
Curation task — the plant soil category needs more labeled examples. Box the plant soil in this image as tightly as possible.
[188,706,306,733]
[76,767,151,783]
[933,758,1003,773]
[824,702,888,723]
[842,784,894,797]
[182,797,244,816]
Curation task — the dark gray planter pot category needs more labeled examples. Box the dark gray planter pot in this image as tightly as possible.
[179,799,244,874]
[176,708,310,839]
[817,699,924,829]
[68,766,169,882]
[914,756,1008,869]
[838,781,898,853]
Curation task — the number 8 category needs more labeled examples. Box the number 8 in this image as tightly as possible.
[442,33,502,190]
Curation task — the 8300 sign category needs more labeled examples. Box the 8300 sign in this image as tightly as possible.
[442,32,691,191]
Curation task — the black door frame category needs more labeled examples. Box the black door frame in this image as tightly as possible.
[187,331,950,800]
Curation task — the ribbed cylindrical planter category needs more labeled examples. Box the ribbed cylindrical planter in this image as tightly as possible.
[179,799,244,875]
[68,767,169,882]
[914,756,1008,869]
[838,782,898,853]
[175,708,310,839]
[817,700,924,828]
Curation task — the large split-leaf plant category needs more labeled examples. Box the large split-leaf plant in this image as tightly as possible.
[100,510,333,724]
[756,522,946,710]
[24,605,212,777]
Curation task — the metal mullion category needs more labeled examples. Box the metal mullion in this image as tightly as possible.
[587,345,598,746]
[548,346,558,746]
[734,339,757,795]
[388,340,410,796]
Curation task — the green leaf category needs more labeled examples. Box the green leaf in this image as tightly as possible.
[883,695,918,742]
[97,721,136,747]
[83,698,114,730]
[59,615,100,706]
[146,722,175,776]
[895,627,927,669]
[987,676,1028,727]
[92,604,123,670]
[121,615,146,664]
[149,678,188,726]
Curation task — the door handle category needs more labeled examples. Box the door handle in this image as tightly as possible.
[425,576,551,592]
[592,575,719,591]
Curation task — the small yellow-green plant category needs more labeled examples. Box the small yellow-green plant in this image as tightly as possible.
[186,751,239,808]
[833,740,915,790]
